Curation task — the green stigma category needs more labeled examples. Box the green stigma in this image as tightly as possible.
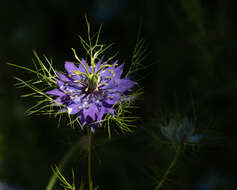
[87,74,100,92]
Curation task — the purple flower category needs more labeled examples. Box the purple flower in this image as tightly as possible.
[46,58,136,131]
[160,116,203,143]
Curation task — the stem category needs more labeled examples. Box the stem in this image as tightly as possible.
[88,127,93,190]
[155,145,181,190]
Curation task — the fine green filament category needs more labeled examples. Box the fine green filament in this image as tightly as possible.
[155,145,181,190]
[95,64,113,75]
[72,48,90,77]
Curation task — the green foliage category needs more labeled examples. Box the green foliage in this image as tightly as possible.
[52,166,84,190]
[7,51,64,116]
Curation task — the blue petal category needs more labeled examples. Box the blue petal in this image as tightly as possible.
[113,63,123,79]
[176,127,185,142]
[56,79,64,89]
[83,104,98,121]
[65,62,79,74]
[67,103,81,115]
[46,89,65,97]
[116,78,136,92]
[80,59,92,73]
[90,125,96,133]
[187,134,203,143]
[95,57,104,72]
[96,106,106,121]
[183,117,194,137]
[160,126,175,141]
[78,110,86,126]
[54,97,63,105]
[56,72,71,82]
[104,93,120,105]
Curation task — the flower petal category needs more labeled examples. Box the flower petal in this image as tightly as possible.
[56,79,64,89]
[83,104,98,121]
[67,103,80,114]
[187,134,203,143]
[104,93,120,105]
[114,63,124,79]
[78,110,86,126]
[65,62,79,74]
[56,72,71,82]
[46,89,65,96]
[182,117,194,137]
[160,126,175,141]
[90,125,96,133]
[117,79,136,92]
[95,57,104,72]
[54,97,63,105]
[96,107,107,121]
[78,59,92,74]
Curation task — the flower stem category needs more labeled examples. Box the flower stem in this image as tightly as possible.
[155,145,181,190]
[88,128,93,190]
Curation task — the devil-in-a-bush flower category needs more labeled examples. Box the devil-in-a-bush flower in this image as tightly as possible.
[8,19,144,134]
[47,57,136,131]
[160,116,203,143]
[153,115,203,190]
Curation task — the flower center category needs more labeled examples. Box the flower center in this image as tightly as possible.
[87,74,99,92]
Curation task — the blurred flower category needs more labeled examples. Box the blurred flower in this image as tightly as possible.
[0,182,21,190]
[160,116,203,143]
[196,171,235,190]
[47,58,136,131]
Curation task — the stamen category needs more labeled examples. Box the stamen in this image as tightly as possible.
[74,71,81,75]
[108,70,116,77]
[68,89,74,93]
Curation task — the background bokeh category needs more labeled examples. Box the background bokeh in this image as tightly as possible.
[1,0,237,189]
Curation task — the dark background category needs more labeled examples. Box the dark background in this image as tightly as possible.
[1,0,237,189]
